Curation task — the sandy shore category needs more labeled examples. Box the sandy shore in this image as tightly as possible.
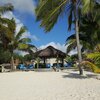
[0,70,100,100]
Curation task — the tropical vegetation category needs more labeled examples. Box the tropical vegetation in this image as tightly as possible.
[35,0,99,74]
[0,1,100,73]
[66,1,100,73]
[0,4,36,71]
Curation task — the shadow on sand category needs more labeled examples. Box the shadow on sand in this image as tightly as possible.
[62,72,99,79]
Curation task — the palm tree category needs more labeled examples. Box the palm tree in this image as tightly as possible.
[0,5,36,70]
[66,2,100,54]
[6,19,36,70]
[66,31,100,54]
[35,0,97,74]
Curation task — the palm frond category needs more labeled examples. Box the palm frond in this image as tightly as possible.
[66,39,77,54]
[18,43,29,50]
[15,26,27,40]
[87,52,100,63]
[68,2,74,30]
[81,61,100,73]
[23,44,37,53]
[36,0,68,32]
[0,23,12,41]
[66,34,76,41]
[7,18,16,35]
[82,0,95,14]
[18,38,31,43]
[95,44,100,52]
[0,4,13,14]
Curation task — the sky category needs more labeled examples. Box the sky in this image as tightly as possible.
[0,0,75,54]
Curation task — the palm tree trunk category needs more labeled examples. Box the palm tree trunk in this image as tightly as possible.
[75,19,83,75]
[36,57,39,70]
[56,55,59,70]
[11,55,14,71]
[74,4,83,75]
[37,62,39,69]
[11,52,16,71]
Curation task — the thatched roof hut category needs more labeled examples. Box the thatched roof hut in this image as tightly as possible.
[34,46,66,68]
[35,46,66,58]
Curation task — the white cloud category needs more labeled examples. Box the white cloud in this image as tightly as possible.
[2,11,14,19]
[22,32,39,41]
[68,45,82,55]
[39,42,67,53]
[0,0,36,14]
[68,49,77,55]
[31,35,39,41]
[97,0,100,3]
[14,50,29,56]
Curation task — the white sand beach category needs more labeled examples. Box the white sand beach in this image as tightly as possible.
[0,70,100,100]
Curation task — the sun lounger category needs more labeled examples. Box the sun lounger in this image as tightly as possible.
[18,64,34,71]
[46,63,51,68]
[0,65,11,72]
[18,64,27,71]
[27,64,34,71]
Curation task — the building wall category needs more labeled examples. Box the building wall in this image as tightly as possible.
[46,58,56,66]
[46,58,65,66]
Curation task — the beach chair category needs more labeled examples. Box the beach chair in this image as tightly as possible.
[18,64,27,71]
[27,64,34,71]
[46,63,51,68]
[0,65,11,72]
[0,65,4,72]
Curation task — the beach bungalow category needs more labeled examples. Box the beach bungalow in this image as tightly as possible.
[35,46,66,68]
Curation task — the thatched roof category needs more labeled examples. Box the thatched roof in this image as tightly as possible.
[35,46,66,58]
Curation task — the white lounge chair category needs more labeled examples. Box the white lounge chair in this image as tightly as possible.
[0,65,11,72]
